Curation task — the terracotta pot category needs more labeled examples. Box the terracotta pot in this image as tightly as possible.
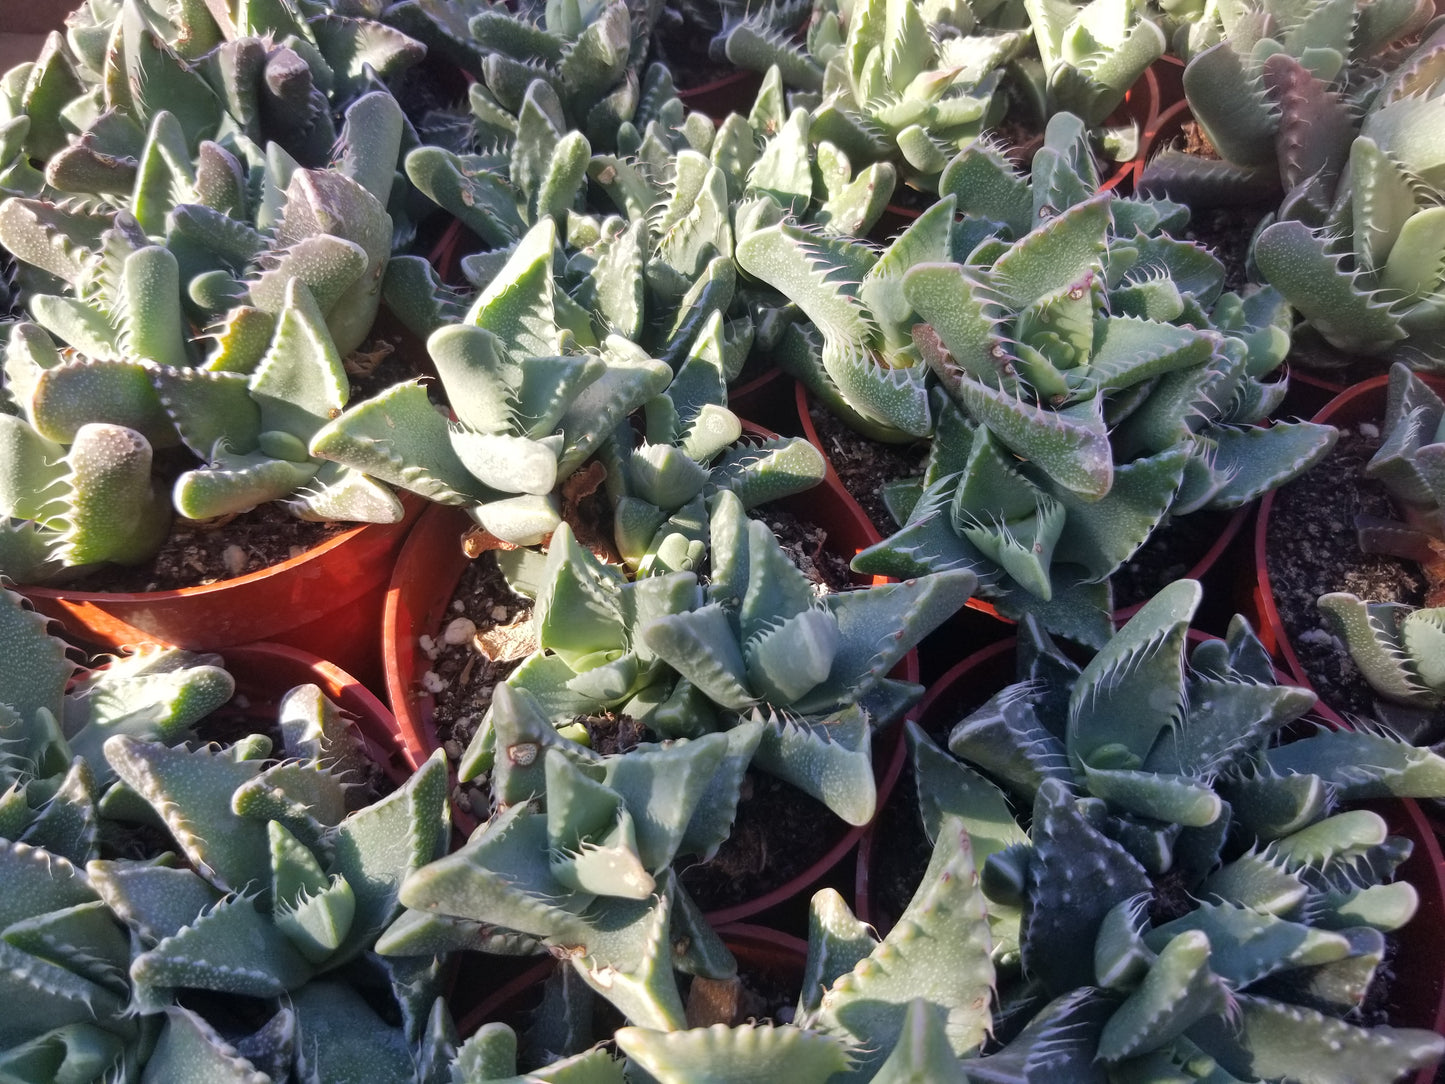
[1135,94,1190,174]
[383,430,920,924]
[1149,54,1185,116]
[854,634,1445,1074]
[218,641,415,786]
[19,494,424,699]
[1279,365,1352,419]
[1250,373,1445,694]
[678,68,765,121]
[872,66,1161,241]
[427,217,475,288]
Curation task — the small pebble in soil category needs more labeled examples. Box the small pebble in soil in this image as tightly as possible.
[443,617,477,645]
[222,544,248,577]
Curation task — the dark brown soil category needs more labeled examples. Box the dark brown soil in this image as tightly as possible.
[806,399,926,538]
[56,326,425,594]
[1113,509,1235,610]
[65,503,351,593]
[1179,202,1269,297]
[679,770,841,912]
[1264,425,1425,720]
[649,19,744,92]
[756,505,855,592]
[417,553,533,815]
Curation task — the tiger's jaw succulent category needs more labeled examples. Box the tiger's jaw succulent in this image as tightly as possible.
[1248,26,1445,369]
[0,586,455,1081]
[87,735,453,1077]
[392,697,750,1031]
[1018,0,1166,128]
[807,0,1030,188]
[0,584,234,832]
[637,489,976,824]
[1320,594,1445,713]
[904,580,1445,1081]
[604,308,827,574]
[735,196,958,443]
[1139,0,1430,210]
[397,59,894,376]
[312,216,672,546]
[0,413,170,583]
[25,0,421,192]
[1348,364,1445,594]
[389,0,653,151]
[1318,369,1445,712]
[847,113,1334,646]
[456,488,972,826]
[150,278,403,523]
[616,829,998,1082]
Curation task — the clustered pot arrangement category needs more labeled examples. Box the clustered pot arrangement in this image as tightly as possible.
[2,0,1445,1079]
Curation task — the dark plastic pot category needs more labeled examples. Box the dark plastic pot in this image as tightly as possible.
[1149,54,1185,116]
[20,494,424,698]
[219,641,415,787]
[383,430,918,924]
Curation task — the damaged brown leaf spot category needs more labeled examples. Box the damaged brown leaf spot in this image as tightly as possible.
[560,460,622,563]
[461,526,519,559]
[473,615,537,663]
[344,338,394,378]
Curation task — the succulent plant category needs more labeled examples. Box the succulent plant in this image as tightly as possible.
[613,819,998,1082]
[735,192,952,444]
[1309,367,1445,715]
[0,414,171,582]
[397,58,894,372]
[150,277,407,522]
[1319,593,1445,714]
[1349,364,1445,590]
[886,579,1445,1082]
[1248,23,1445,371]
[384,0,657,151]
[94,733,453,1078]
[1139,0,1432,211]
[461,486,972,825]
[686,0,820,93]
[1017,0,1166,129]
[0,583,460,1081]
[806,0,1031,189]
[0,585,235,853]
[640,489,976,823]
[837,113,1332,645]
[599,309,827,573]
[388,699,747,1030]
[312,216,674,546]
